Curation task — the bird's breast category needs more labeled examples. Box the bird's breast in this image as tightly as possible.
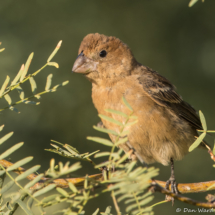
[91,77,155,134]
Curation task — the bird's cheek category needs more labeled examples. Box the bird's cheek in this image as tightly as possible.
[72,55,98,74]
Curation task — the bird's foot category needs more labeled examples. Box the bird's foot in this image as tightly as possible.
[165,176,178,194]
[165,176,178,205]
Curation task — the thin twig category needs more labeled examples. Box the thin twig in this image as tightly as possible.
[111,190,121,215]
[204,143,215,162]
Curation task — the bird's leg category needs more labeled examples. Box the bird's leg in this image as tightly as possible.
[165,158,178,193]
[165,158,178,204]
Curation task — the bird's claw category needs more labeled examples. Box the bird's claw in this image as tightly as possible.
[165,177,178,205]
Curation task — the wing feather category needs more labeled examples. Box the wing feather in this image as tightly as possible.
[138,67,202,130]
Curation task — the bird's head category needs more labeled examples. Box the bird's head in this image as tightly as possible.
[72,33,137,83]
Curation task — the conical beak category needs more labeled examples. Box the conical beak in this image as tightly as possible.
[72,52,97,74]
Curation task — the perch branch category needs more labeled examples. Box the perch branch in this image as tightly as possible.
[150,182,215,208]
[0,159,215,193]
[1,158,215,209]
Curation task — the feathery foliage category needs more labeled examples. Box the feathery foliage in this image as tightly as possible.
[46,97,159,215]
[0,40,69,113]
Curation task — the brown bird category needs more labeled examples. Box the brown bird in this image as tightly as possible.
[72,33,205,194]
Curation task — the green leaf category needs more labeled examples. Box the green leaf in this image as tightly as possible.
[20,53,34,82]
[129,166,147,177]
[0,132,13,145]
[68,182,78,193]
[94,152,111,158]
[45,74,53,91]
[63,144,79,155]
[84,176,88,189]
[189,0,199,7]
[125,192,152,204]
[7,157,33,171]
[56,187,69,197]
[126,161,137,174]
[93,125,118,136]
[0,142,23,160]
[15,199,34,215]
[9,106,20,113]
[16,86,25,100]
[125,120,138,127]
[117,194,133,202]
[95,160,111,169]
[92,208,99,215]
[49,158,55,172]
[116,151,130,165]
[125,202,138,212]
[11,64,25,86]
[34,94,41,99]
[87,137,113,147]
[102,206,112,215]
[105,109,128,118]
[46,147,71,158]
[4,94,12,105]
[75,196,85,201]
[29,77,37,94]
[132,206,152,215]
[1,181,14,194]
[0,125,4,132]
[111,153,121,159]
[139,196,154,206]
[189,132,206,152]
[41,194,59,204]
[50,139,66,146]
[24,173,44,189]
[83,150,100,158]
[62,80,69,86]
[99,114,123,126]
[213,140,215,156]
[22,100,40,105]
[52,80,69,91]
[15,165,40,181]
[130,115,138,119]
[199,110,207,131]
[0,170,6,176]
[47,62,59,68]
[115,137,128,146]
[27,197,34,210]
[9,192,22,204]
[0,76,10,97]
[120,130,129,137]
[122,96,133,111]
[62,162,81,174]
[33,184,56,197]
[47,40,62,62]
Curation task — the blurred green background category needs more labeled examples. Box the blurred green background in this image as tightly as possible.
[0,0,215,214]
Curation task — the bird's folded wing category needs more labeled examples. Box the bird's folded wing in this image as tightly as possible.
[138,67,202,130]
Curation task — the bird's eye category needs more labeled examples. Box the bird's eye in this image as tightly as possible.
[99,50,107,58]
